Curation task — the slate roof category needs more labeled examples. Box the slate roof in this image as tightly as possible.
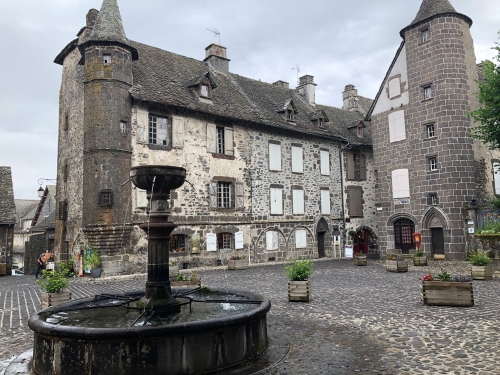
[32,186,56,227]
[14,200,39,229]
[89,0,130,46]
[0,167,16,224]
[32,211,56,231]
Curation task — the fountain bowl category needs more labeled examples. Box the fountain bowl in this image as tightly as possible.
[130,165,186,193]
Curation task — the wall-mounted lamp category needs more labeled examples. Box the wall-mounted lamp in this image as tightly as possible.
[471,199,477,208]
[37,186,44,198]
[37,178,57,198]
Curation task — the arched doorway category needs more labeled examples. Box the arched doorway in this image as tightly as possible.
[353,229,374,255]
[316,218,329,258]
[429,216,445,257]
[394,219,415,254]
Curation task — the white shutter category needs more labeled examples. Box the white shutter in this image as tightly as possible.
[269,143,282,171]
[321,189,330,215]
[388,112,396,143]
[394,110,406,142]
[206,123,216,153]
[136,188,148,208]
[206,233,217,251]
[320,150,330,175]
[392,169,410,198]
[224,127,234,156]
[235,231,244,249]
[295,230,306,248]
[292,189,304,215]
[136,109,149,144]
[172,116,184,148]
[270,188,283,215]
[494,163,500,195]
[389,78,401,98]
[235,182,244,209]
[266,231,279,250]
[292,146,303,173]
[209,181,218,208]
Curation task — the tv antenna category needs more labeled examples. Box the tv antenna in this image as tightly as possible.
[206,28,221,45]
[292,64,300,85]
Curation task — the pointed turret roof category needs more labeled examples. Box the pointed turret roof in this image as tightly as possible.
[89,0,130,46]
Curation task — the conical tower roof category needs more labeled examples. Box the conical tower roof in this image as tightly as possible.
[89,0,130,46]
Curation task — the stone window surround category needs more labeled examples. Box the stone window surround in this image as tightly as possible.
[210,176,238,212]
[421,82,434,102]
[427,192,439,206]
[386,74,406,101]
[419,25,430,45]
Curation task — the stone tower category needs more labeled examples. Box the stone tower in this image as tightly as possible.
[369,0,478,259]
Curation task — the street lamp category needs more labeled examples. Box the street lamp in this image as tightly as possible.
[37,178,57,198]
[37,186,45,198]
[412,232,422,251]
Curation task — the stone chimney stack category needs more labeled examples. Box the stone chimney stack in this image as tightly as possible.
[273,80,289,89]
[297,75,316,106]
[86,9,99,28]
[343,84,358,110]
[204,44,230,75]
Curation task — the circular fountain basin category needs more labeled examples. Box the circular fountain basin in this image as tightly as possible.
[29,288,270,375]
[130,165,186,193]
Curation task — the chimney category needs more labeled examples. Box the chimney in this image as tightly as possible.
[204,44,230,75]
[273,80,289,89]
[297,75,316,106]
[86,9,99,28]
[343,84,366,115]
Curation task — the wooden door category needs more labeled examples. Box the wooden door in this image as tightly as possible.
[431,228,445,255]
[317,232,325,258]
[394,219,415,254]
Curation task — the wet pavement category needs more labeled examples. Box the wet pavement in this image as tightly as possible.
[1,258,499,374]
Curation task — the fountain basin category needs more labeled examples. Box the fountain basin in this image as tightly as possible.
[129,165,186,193]
[29,288,270,375]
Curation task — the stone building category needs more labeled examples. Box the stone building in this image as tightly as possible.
[13,199,39,269]
[0,167,16,275]
[366,0,500,259]
[53,0,373,275]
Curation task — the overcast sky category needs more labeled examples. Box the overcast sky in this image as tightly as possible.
[1,0,500,200]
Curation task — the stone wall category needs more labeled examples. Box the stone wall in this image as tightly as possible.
[24,233,48,275]
[0,225,14,275]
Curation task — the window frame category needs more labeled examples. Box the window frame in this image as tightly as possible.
[149,115,169,146]
[103,54,111,64]
[99,190,113,207]
[217,232,233,251]
[217,181,231,209]
[426,123,435,138]
[429,157,438,172]
[423,85,433,100]
[169,234,187,255]
[421,28,430,43]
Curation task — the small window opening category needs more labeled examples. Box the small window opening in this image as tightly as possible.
[318,117,324,127]
[357,124,364,138]
[422,29,429,43]
[287,109,294,121]
[99,190,113,207]
[427,124,435,138]
[169,234,186,253]
[217,232,232,251]
[429,157,437,172]
[216,126,225,154]
[64,116,69,131]
[200,84,210,98]
[424,85,433,100]
[120,121,127,134]
[103,55,111,64]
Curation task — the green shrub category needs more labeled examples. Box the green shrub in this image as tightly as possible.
[476,221,500,234]
[284,259,314,281]
[83,248,101,270]
[487,196,500,209]
[36,270,70,293]
[468,251,491,266]
[58,258,75,278]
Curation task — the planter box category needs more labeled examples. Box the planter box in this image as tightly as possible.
[170,280,201,288]
[288,280,311,302]
[41,290,72,310]
[228,259,249,270]
[413,256,427,266]
[0,263,6,276]
[353,256,367,266]
[169,266,179,278]
[420,281,474,307]
[471,265,492,280]
[386,260,408,273]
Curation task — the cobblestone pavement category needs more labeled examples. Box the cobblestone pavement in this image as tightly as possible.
[1,259,499,374]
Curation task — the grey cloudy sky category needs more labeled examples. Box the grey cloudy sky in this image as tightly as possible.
[1,0,500,199]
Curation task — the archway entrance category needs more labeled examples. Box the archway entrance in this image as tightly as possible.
[316,218,329,258]
[429,216,445,257]
[353,229,374,255]
[394,219,415,254]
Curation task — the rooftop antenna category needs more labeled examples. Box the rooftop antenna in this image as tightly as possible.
[292,64,300,85]
[206,28,221,45]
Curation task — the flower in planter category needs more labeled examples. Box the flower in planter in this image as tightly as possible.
[421,273,433,281]
[386,254,404,261]
[414,249,424,257]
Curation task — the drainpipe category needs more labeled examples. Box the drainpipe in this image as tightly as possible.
[339,142,351,253]
[4,224,11,264]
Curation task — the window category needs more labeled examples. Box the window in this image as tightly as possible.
[207,123,233,156]
[427,193,439,206]
[426,124,435,138]
[321,189,330,215]
[388,110,406,142]
[394,219,415,253]
[209,181,243,210]
[266,231,279,250]
[103,55,111,64]
[429,157,437,172]
[58,201,68,221]
[149,115,168,145]
[169,234,186,253]
[424,85,433,100]
[136,188,148,208]
[346,152,366,180]
[217,232,232,251]
[357,124,364,138]
[200,84,209,98]
[422,28,429,43]
[346,188,362,217]
[295,230,307,248]
[63,164,68,182]
[217,182,231,208]
[99,190,113,207]
[318,117,325,127]
[270,187,283,215]
[391,169,410,198]
[216,127,225,154]
[494,162,500,195]
[269,142,282,171]
[287,108,294,121]
[320,150,330,175]
[291,146,303,173]
[64,115,69,131]
[120,121,127,134]
[388,77,401,99]
[292,189,304,215]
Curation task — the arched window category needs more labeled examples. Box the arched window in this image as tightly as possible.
[394,219,415,254]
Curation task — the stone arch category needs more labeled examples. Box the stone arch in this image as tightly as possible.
[421,207,450,229]
[287,225,315,245]
[386,212,419,228]
[255,226,288,252]
[315,217,329,234]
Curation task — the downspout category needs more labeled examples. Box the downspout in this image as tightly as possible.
[339,141,351,251]
[5,224,11,264]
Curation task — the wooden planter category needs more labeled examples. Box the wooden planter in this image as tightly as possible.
[169,266,179,278]
[41,290,72,310]
[288,280,311,302]
[386,260,408,273]
[228,259,249,270]
[353,256,367,266]
[413,256,427,266]
[0,263,6,276]
[471,265,493,280]
[170,280,201,288]
[421,281,474,307]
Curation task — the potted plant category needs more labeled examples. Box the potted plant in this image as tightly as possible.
[420,272,474,307]
[83,248,102,278]
[284,259,314,302]
[468,251,492,280]
[228,255,249,270]
[171,270,201,288]
[413,249,427,266]
[347,230,356,244]
[386,254,408,272]
[36,269,71,309]
[169,260,179,278]
[353,251,367,266]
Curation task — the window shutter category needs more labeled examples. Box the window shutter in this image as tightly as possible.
[235,182,244,210]
[269,143,282,171]
[494,163,500,195]
[136,109,149,144]
[136,188,148,208]
[393,110,406,142]
[389,78,401,98]
[320,150,330,175]
[292,190,304,215]
[392,169,410,198]
[360,154,366,180]
[292,146,303,173]
[172,116,184,148]
[347,153,355,180]
[321,189,330,215]
[206,233,217,251]
[235,231,244,249]
[266,231,279,250]
[348,190,362,217]
[209,181,218,208]
[270,188,283,215]
[295,230,306,248]
[224,127,234,156]
[388,112,396,143]
[206,123,217,153]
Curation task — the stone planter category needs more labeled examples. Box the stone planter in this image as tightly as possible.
[41,290,72,310]
[228,259,249,270]
[288,280,311,302]
[413,256,427,266]
[170,280,201,288]
[471,265,493,280]
[353,256,367,266]
[386,260,408,273]
[169,265,179,278]
[420,281,474,307]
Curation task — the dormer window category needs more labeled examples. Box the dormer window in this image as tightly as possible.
[200,84,210,98]
[187,72,217,100]
[318,117,325,127]
[287,109,294,121]
[357,123,364,138]
[103,55,111,65]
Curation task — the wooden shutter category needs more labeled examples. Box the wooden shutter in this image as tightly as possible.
[494,163,500,195]
[235,182,244,210]
[295,230,306,248]
[224,127,234,156]
[270,188,283,215]
[320,150,330,175]
[347,153,355,180]
[235,231,244,249]
[389,77,401,98]
[136,109,149,144]
[269,143,281,171]
[266,231,279,250]
[209,181,218,208]
[136,188,148,208]
[321,189,330,215]
[360,154,366,180]
[389,110,405,142]
[292,146,303,173]
[392,169,410,198]
[206,233,217,251]
[348,189,362,217]
[292,189,304,215]
[172,116,184,148]
[206,123,216,153]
